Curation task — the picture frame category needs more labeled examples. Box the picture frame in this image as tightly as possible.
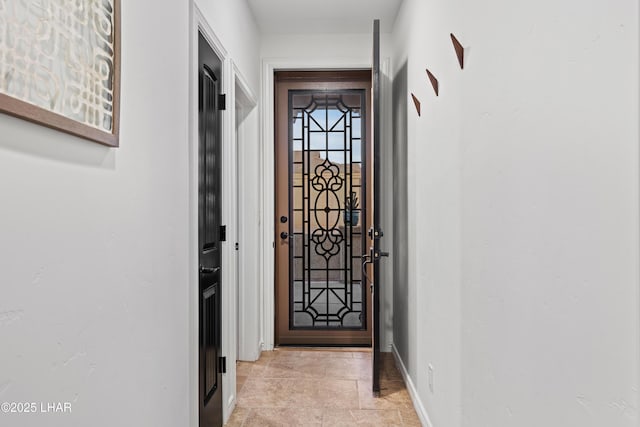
[0,0,121,147]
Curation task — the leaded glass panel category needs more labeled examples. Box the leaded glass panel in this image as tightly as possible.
[289,90,366,329]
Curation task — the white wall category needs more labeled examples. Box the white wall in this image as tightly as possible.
[0,1,192,426]
[196,0,261,92]
[459,0,639,425]
[391,0,462,425]
[391,0,639,426]
[0,1,263,425]
[261,33,380,61]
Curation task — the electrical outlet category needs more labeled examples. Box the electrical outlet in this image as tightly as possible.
[428,364,434,393]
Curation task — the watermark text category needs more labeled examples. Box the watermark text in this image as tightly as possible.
[1,402,72,414]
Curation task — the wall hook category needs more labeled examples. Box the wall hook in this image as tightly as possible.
[450,33,464,69]
[411,93,421,116]
[426,69,439,96]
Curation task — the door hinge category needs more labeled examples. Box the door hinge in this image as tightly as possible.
[219,356,227,374]
[219,225,226,242]
[218,94,226,110]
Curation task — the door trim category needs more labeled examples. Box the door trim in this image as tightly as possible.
[274,71,373,346]
[260,57,392,351]
[234,63,260,363]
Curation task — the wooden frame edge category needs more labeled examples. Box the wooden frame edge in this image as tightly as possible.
[0,0,121,148]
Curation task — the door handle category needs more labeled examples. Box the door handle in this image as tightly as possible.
[361,254,373,285]
[199,265,220,275]
[280,231,289,240]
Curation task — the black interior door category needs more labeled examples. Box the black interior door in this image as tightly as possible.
[198,32,223,427]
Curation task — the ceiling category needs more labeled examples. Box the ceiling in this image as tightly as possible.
[246,0,404,34]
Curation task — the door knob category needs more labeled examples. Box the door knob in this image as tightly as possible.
[280,231,289,240]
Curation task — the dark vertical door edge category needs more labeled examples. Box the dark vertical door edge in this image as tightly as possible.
[372,19,381,395]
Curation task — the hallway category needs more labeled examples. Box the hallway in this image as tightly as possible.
[227,348,421,426]
[0,0,638,426]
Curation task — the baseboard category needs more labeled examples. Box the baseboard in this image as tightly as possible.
[391,344,434,427]
[224,394,236,425]
[254,341,263,361]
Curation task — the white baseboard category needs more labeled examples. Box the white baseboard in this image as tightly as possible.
[391,344,434,427]
[224,394,236,425]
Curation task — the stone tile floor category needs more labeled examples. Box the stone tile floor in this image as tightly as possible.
[226,348,422,426]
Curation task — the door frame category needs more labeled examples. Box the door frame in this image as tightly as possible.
[234,66,259,362]
[189,3,256,425]
[260,57,391,351]
[274,71,373,346]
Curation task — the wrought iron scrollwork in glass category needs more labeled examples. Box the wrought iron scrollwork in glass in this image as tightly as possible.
[311,158,344,261]
[289,90,366,329]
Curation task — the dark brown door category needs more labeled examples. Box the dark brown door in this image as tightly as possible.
[198,32,223,427]
[274,71,373,346]
[370,19,385,395]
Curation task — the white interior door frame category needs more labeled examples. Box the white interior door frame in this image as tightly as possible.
[233,62,259,363]
[259,57,391,351]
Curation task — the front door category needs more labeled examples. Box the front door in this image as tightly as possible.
[198,32,223,427]
[275,71,373,346]
[370,19,386,395]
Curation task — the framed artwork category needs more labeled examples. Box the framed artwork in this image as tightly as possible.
[0,0,121,147]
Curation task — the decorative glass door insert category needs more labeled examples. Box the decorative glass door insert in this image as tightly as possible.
[289,90,367,330]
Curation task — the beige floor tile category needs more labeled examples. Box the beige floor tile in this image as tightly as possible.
[325,357,371,380]
[237,378,297,408]
[288,378,360,409]
[272,349,354,360]
[236,375,247,394]
[380,354,404,381]
[260,356,327,379]
[350,409,403,426]
[224,406,249,426]
[248,363,270,377]
[322,409,403,426]
[237,361,255,376]
[237,361,270,377]
[251,350,278,366]
[238,377,360,410]
[230,349,420,426]
[244,408,324,426]
[398,408,422,426]
[357,380,414,411]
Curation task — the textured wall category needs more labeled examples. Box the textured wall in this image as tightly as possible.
[459,0,639,425]
[391,0,639,426]
[0,1,192,426]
